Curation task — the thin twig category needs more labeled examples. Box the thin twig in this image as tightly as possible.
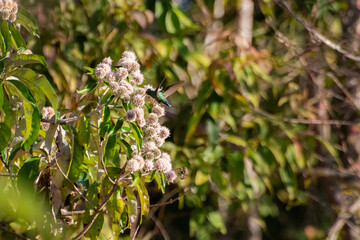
[253,108,360,126]
[0,172,16,177]
[148,188,191,208]
[0,222,31,240]
[131,225,141,240]
[275,0,360,62]
[54,158,95,209]
[150,214,170,240]
[72,172,129,240]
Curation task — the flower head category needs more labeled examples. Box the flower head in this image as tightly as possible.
[126,110,136,122]
[119,80,133,94]
[126,159,140,173]
[152,105,165,117]
[154,158,172,173]
[135,88,146,96]
[141,141,156,153]
[165,170,177,183]
[136,117,146,127]
[102,57,113,66]
[153,148,161,159]
[154,136,165,147]
[145,126,156,138]
[114,86,127,97]
[134,107,144,119]
[122,51,137,60]
[146,113,158,126]
[132,154,145,169]
[95,63,111,79]
[158,126,170,139]
[132,71,144,85]
[160,152,171,162]
[115,67,128,81]
[144,152,155,161]
[132,94,145,107]
[106,72,116,82]
[143,160,154,172]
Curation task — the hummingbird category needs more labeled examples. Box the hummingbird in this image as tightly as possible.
[146,81,184,107]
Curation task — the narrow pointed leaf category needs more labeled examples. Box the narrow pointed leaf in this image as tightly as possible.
[67,129,85,182]
[136,181,149,223]
[15,7,40,37]
[76,78,97,94]
[126,187,138,229]
[9,23,26,49]
[1,21,11,52]
[0,95,14,151]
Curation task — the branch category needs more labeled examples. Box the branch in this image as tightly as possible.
[253,108,360,126]
[54,157,95,209]
[275,0,360,62]
[0,222,31,240]
[327,198,360,240]
[72,171,128,240]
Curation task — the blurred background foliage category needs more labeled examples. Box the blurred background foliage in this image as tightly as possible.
[16,0,360,239]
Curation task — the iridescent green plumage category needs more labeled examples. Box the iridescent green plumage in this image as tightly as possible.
[146,81,184,107]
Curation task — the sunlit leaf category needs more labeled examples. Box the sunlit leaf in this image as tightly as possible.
[126,187,138,229]
[207,211,227,234]
[76,78,97,94]
[15,7,40,37]
[165,10,180,34]
[136,181,149,223]
[9,23,26,49]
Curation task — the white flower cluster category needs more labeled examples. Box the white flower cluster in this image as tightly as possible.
[95,51,177,184]
[0,0,18,22]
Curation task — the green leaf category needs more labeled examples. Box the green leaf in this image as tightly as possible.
[67,129,85,182]
[76,78,97,94]
[84,66,95,75]
[108,188,125,234]
[15,7,40,37]
[104,134,120,166]
[5,81,40,149]
[8,53,48,68]
[185,81,213,142]
[1,21,11,53]
[22,105,40,150]
[11,69,46,109]
[120,139,133,157]
[136,181,149,224]
[207,212,227,234]
[206,119,219,146]
[84,182,104,240]
[172,8,194,28]
[18,157,40,187]
[7,79,36,103]
[130,122,142,151]
[316,136,341,166]
[0,26,5,55]
[78,116,90,148]
[154,171,166,193]
[125,187,138,229]
[9,23,26,49]
[109,118,124,136]
[99,106,111,138]
[0,84,3,110]
[0,95,14,151]
[165,10,180,34]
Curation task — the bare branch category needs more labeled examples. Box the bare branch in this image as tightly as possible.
[275,0,360,62]
[0,222,31,240]
[253,108,360,126]
[72,171,129,240]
